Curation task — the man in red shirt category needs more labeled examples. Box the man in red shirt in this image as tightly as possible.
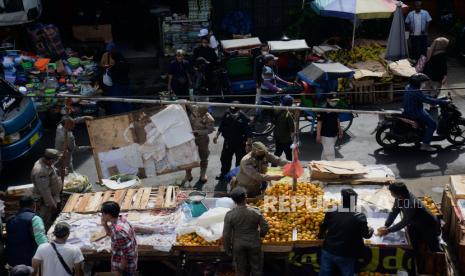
[101,201,138,276]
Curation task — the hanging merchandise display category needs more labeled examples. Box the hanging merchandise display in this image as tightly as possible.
[1,50,100,115]
[162,16,210,56]
[188,0,211,20]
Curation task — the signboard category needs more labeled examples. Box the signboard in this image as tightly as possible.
[290,246,413,274]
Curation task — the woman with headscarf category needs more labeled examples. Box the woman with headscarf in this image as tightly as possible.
[423,37,449,97]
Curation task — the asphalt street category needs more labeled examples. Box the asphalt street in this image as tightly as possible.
[2,58,465,196]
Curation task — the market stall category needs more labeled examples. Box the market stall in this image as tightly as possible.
[1,49,100,117]
[268,39,311,80]
[47,159,421,275]
[219,37,262,94]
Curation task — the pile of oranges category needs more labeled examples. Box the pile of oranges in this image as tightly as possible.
[254,182,329,243]
[359,272,392,276]
[176,233,220,246]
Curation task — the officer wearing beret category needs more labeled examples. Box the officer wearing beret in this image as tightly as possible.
[235,142,288,197]
[223,187,269,276]
[31,149,63,229]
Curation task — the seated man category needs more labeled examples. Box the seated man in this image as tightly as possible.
[235,142,288,197]
[260,54,293,94]
[403,73,448,152]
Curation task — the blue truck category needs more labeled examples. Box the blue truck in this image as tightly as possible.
[0,77,42,174]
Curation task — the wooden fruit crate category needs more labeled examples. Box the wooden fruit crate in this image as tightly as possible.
[62,186,180,213]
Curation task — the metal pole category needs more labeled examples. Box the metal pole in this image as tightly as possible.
[352,15,357,49]
[292,109,300,191]
[60,98,72,185]
[54,94,401,116]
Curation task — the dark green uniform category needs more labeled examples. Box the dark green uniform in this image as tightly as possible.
[223,205,269,276]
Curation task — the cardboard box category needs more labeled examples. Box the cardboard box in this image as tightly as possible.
[72,25,113,43]
[450,175,465,200]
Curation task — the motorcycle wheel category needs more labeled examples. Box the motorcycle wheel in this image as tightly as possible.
[375,124,400,149]
[447,121,465,145]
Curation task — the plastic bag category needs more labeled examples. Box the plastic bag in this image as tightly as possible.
[103,69,112,86]
[282,147,304,179]
[63,173,92,193]
[176,207,231,241]
[415,55,427,73]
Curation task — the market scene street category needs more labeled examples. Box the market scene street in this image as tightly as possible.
[2,0,465,276]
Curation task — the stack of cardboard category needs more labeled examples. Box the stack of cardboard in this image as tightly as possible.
[309,161,395,185]
[1,184,34,218]
[441,176,465,275]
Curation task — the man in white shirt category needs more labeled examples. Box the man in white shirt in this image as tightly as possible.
[405,1,432,60]
[32,222,84,276]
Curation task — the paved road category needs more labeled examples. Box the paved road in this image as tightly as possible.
[2,58,465,192]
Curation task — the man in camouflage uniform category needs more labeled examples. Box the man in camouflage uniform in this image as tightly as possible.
[54,115,93,174]
[223,187,269,276]
[31,149,63,229]
[236,142,288,197]
[185,105,215,185]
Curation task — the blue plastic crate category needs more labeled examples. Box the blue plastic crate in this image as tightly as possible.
[230,79,255,93]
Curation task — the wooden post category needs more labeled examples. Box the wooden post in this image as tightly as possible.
[60,98,72,184]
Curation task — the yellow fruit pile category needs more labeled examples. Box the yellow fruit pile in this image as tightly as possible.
[359,272,391,276]
[176,233,220,246]
[326,44,386,65]
[255,182,328,243]
[421,197,441,216]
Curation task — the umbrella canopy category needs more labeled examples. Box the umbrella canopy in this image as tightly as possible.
[298,62,354,85]
[311,0,404,20]
[385,2,409,61]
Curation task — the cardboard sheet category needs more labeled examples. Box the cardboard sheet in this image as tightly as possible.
[450,175,465,200]
[220,37,262,50]
[388,59,416,77]
[268,40,310,52]
[352,60,388,80]
[87,105,199,182]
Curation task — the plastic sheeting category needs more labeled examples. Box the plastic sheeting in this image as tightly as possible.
[176,207,231,242]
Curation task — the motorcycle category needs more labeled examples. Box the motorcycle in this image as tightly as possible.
[375,97,465,149]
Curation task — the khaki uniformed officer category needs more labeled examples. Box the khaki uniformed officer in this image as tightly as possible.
[55,115,93,174]
[31,148,63,229]
[235,142,288,197]
[223,187,269,276]
[185,105,215,185]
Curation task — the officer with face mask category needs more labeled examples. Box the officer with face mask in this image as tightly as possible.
[316,93,343,161]
[213,101,252,180]
[235,142,288,197]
